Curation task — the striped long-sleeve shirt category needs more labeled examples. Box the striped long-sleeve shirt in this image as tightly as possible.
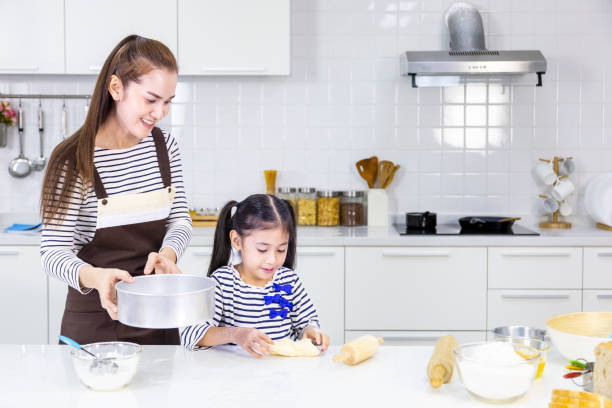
[40,131,192,293]
[180,266,320,351]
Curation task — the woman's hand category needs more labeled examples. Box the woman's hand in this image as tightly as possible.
[144,247,181,275]
[303,325,330,352]
[79,265,133,320]
[232,327,273,358]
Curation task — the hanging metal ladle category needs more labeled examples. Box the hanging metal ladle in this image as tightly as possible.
[32,100,46,171]
[8,102,32,178]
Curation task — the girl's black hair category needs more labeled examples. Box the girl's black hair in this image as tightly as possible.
[208,194,297,276]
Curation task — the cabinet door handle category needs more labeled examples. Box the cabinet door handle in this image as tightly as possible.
[382,250,450,258]
[201,67,266,73]
[597,294,612,299]
[0,66,39,71]
[382,336,441,342]
[192,249,212,257]
[597,252,612,257]
[501,293,570,300]
[88,66,101,72]
[296,249,336,257]
[501,251,571,257]
[0,250,19,256]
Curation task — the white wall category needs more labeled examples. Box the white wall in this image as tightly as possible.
[0,0,611,221]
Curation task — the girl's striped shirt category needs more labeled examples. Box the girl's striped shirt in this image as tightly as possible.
[40,131,192,293]
[180,266,320,351]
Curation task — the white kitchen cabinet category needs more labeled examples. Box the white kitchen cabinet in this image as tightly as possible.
[295,247,344,345]
[345,247,487,331]
[48,276,67,344]
[0,0,64,74]
[65,0,178,74]
[487,289,581,329]
[488,247,582,289]
[0,247,47,343]
[178,0,290,75]
[583,290,612,312]
[584,248,612,289]
[345,330,485,346]
[178,247,213,276]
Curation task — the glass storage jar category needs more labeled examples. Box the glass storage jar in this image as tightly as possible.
[317,190,340,226]
[277,187,297,215]
[297,187,317,226]
[340,191,366,226]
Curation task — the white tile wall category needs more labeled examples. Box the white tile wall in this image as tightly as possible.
[1,0,612,222]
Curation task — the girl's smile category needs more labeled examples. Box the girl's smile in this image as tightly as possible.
[232,227,289,287]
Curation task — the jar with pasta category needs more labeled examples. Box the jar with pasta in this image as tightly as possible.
[297,187,317,226]
[317,190,340,226]
[277,187,297,215]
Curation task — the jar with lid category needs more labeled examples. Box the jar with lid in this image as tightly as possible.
[297,187,317,226]
[277,187,297,215]
[317,190,340,226]
[340,191,366,226]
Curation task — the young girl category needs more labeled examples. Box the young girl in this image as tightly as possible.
[180,194,330,356]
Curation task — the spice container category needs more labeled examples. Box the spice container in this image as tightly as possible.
[340,191,365,226]
[317,190,340,226]
[277,187,297,214]
[297,188,317,226]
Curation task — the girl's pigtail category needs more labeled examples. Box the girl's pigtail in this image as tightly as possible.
[280,198,297,271]
[208,200,238,276]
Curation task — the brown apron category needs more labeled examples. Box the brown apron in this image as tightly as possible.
[60,127,180,345]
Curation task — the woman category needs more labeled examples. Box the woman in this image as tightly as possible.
[40,35,191,345]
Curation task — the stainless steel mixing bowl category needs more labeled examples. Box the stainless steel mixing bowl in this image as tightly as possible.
[116,274,215,329]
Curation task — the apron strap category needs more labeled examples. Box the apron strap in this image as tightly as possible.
[152,127,171,188]
[92,167,108,199]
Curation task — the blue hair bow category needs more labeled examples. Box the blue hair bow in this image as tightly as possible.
[273,283,292,294]
[264,294,294,311]
[269,308,288,319]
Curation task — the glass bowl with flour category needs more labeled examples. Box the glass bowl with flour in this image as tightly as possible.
[453,341,540,403]
[70,341,141,391]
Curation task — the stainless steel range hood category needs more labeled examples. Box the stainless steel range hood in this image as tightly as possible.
[400,3,547,87]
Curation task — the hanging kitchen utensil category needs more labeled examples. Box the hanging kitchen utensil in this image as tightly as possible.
[32,101,46,171]
[459,216,520,233]
[8,103,31,178]
[355,156,378,188]
[61,100,67,140]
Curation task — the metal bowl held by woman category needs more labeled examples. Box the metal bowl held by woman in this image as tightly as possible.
[116,275,215,329]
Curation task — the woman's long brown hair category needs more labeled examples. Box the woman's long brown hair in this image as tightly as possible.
[40,35,177,224]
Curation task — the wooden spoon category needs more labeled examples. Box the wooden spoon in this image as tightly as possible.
[382,163,400,189]
[378,160,395,188]
[356,156,378,188]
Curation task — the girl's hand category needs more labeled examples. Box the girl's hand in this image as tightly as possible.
[144,249,181,275]
[79,266,134,320]
[303,325,330,352]
[232,327,273,358]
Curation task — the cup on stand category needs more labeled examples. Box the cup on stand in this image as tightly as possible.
[551,179,575,201]
[533,162,557,186]
[559,200,573,217]
[558,158,576,176]
[537,197,559,215]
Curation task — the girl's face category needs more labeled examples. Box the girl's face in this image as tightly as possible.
[231,226,289,287]
[112,68,177,140]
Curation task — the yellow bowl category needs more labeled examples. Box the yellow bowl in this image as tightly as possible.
[546,312,612,361]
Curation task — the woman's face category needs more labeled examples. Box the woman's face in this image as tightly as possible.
[113,68,177,139]
[231,227,289,286]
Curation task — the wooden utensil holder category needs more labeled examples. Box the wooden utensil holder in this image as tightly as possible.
[538,156,572,229]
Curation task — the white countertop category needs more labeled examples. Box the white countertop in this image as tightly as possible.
[0,344,582,408]
[2,212,612,246]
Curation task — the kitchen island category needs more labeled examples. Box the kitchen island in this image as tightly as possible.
[0,344,582,407]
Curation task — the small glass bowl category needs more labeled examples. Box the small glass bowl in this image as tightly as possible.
[453,341,540,403]
[70,341,142,391]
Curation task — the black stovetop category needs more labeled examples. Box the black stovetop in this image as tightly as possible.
[394,223,540,236]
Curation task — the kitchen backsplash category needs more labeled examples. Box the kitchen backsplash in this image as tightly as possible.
[1,0,611,221]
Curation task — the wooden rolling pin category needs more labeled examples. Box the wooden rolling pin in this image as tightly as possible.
[427,335,458,389]
[333,335,384,365]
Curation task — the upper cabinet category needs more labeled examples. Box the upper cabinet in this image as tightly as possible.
[65,0,178,74]
[0,0,64,74]
[178,0,290,76]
